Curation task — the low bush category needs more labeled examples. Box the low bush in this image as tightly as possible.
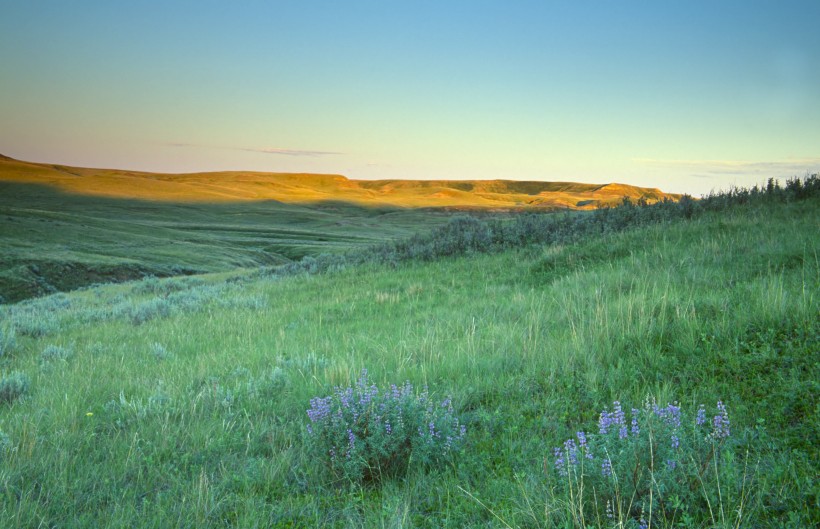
[40,344,73,363]
[0,327,16,357]
[0,371,31,404]
[305,369,466,484]
[149,342,173,361]
[269,174,820,281]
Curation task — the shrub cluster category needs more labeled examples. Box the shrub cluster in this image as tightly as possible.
[305,369,466,484]
[0,371,31,404]
[266,174,820,279]
[0,327,17,357]
[40,344,73,363]
[550,399,748,528]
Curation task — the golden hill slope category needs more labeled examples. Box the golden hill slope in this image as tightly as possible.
[0,155,680,209]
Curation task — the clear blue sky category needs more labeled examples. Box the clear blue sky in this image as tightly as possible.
[2,1,819,195]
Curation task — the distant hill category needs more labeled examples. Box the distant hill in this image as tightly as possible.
[0,154,680,210]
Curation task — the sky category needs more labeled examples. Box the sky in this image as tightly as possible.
[1,1,819,196]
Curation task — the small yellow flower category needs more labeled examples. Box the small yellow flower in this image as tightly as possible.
[86,412,93,417]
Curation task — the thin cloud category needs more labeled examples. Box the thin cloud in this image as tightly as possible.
[165,142,343,157]
[242,147,343,157]
[632,157,820,176]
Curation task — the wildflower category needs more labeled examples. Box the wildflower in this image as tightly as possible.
[667,459,677,470]
[554,447,567,476]
[671,433,680,450]
[666,402,681,428]
[346,429,356,458]
[306,396,332,424]
[601,457,612,477]
[631,408,640,435]
[577,431,593,460]
[696,404,706,426]
[86,412,93,417]
[599,401,627,435]
[599,409,612,435]
[712,400,731,439]
[606,500,614,519]
[564,438,578,467]
[610,401,627,438]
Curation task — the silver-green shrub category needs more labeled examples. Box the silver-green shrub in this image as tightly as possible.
[0,371,31,404]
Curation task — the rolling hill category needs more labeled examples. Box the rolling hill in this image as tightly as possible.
[0,154,682,302]
[0,154,680,210]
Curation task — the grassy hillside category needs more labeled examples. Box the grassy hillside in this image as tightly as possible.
[0,154,679,209]
[0,181,452,303]
[0,189,816,527]
[0,154,681,303]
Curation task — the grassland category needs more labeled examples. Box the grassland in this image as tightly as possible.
[0,154,679,303]
[0,181,454,303]
[0,184,817,527]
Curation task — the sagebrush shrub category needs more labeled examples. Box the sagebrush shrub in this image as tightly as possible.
[149,342,173,361]
[305,369,466,483]
[40,344,73,362]
[0,371,31,404]
[0,327,17,357]
[550,398,749,527]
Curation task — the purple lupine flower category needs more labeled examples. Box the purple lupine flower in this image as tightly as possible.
[667,403,681,428]
[346,429,356,458]
[713,400,731,439]
[599,402,627,436]
[564,438,578,467]
[671,433,680,450]
[601,457,612,477]
[338,387,353,409]
[385,421,392,434]
[639,516,648,529]
[696,404,707,426]
[667,459,677,470]
[577,431,593,460]
[356,368,368,389]
[606,500,614,519]
[554,447,567,476]
[613,401,628,438]
[599,409,612,435]
[631,408,640,436]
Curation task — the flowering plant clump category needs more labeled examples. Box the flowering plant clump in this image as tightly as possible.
[551,398,743,527]
[305,369,466,483]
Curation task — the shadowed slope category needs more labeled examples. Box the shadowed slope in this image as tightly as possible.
[0,180,451,303]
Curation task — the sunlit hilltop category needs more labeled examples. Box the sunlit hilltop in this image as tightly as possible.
[0,154,680,210]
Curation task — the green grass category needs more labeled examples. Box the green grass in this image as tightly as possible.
[0,197,817,527]
[0,181,452,303]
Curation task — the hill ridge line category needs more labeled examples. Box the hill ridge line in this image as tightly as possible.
[0,154,681,209]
